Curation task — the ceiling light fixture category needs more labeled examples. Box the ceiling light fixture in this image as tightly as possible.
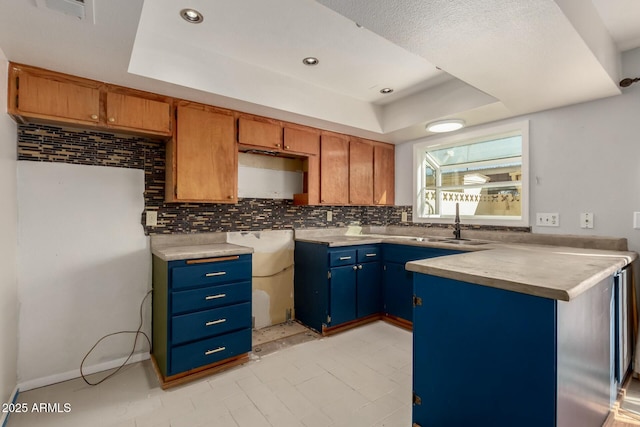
[426,119,465,133]
[180,8,203,24]
[302,57,319,66]
[380,88,393,94]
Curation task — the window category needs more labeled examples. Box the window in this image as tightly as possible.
[413,121,529,226]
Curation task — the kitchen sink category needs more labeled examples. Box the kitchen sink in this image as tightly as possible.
[441,239,489,246]
[388,236,446,242]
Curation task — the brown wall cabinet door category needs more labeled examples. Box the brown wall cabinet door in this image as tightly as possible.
[106,92,172,136]
[283,126,320,156]
[349,139,374,205]
[320,134,349,205]
[374,144,395,205]
[14,69,100,125]
[238,117,283,150]
[174,104,237,203]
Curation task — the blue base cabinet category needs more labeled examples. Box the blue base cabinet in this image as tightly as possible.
[412,273,615,427]
[152,254,252,385]
[294,242,381,332]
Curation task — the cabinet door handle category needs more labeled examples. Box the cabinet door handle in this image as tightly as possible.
[365,253,377,257]
[205,318,227,326]
[205,293,226,300]
[205,346,226,356]
[90,114,98,120]
[339,256,352,260]
[358,265,363,270]
[108,117,116,123]
[275,143,281,148]
[285,145,290,149]
[205,271,227,277]
[353,265,358,270]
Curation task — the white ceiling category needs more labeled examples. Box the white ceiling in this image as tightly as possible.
[0,0,639,144]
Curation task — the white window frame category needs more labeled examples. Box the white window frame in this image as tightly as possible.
[412,120,529,227]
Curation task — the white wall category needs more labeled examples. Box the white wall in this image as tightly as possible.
[396,47,640,253]
[0,52,18,406]
[16,162,151,390]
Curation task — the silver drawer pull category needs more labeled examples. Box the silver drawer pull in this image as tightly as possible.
[365,253,377,257]
[205,293,226,300]
[205,271,227,277]
[205,346,226,356]
[339,256,352,260]
[205,318,227,326]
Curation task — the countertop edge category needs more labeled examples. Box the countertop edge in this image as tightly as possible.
[152,244,254,262]
[406,251,636,302]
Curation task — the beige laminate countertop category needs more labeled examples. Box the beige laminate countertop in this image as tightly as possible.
[152,243,254,262]
[295,231,637,301]
[406,245,636,301]
[294,234,494,251]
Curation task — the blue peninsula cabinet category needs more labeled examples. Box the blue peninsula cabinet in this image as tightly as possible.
[152,253,252,388]
[382,243,461,326]
[411,272,616,427]
[294,241,381,333]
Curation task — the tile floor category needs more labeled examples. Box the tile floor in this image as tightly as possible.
[6,321,412,427]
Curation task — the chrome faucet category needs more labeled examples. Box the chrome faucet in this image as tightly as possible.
[453,202,461,240]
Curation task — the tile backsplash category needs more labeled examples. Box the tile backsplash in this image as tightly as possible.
[17,123,530,234]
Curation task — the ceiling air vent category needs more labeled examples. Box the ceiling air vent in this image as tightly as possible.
[36,0,94,22]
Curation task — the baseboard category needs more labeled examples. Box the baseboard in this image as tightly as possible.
[17,351,150,392]
[0,386,19,427]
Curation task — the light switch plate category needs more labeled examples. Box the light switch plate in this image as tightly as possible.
[634,212,640,229]
[401,212,408,222]
[146,211,158,227]
[326,211,332,222]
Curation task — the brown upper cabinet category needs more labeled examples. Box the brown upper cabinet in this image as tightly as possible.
[104,88,172,136]
[319,132,350,205]
[166,103,237,203]
[9,63,101,126]
[8,63,172,138]
[6,63,394,207]
[318,134,395,206]
[374,143,395,205]
[349,138,375,205]
[237,115,283,150]
[238,115,320,157]
[283,124,320,156]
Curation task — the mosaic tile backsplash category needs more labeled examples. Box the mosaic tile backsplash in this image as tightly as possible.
[17,123,530,235]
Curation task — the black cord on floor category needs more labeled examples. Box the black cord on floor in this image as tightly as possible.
[80,289,152,386]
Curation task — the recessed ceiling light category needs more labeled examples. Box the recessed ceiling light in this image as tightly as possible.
[380,88,394,94]
[426,119,465,133]
[302,57,319,66]
[180,8,203,24]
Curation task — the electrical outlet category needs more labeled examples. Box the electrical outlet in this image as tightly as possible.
[327,211,333,222]
[146,210,158,227]
[536,213,559,227]
[401,211,408,222]
[580,212,594,229]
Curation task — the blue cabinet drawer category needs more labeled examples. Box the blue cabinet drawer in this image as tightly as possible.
[329,249,357,267]
[172,302,251,345]
[171,257,251,289]
[171,281,251,315]
[383,243,461,264]
[171,328,251,375]
[357,245,380,263]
